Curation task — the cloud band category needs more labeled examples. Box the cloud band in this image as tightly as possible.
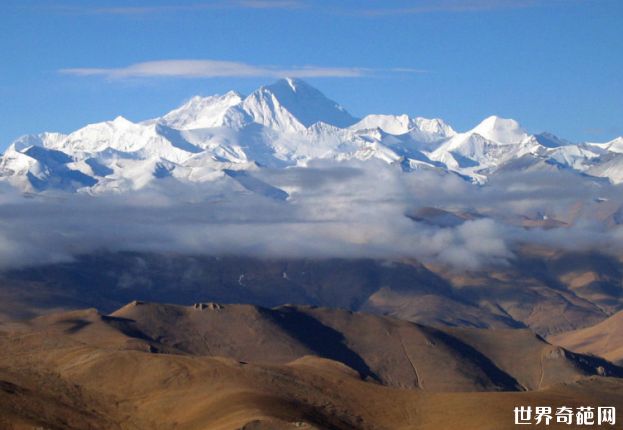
[60,60,423,79]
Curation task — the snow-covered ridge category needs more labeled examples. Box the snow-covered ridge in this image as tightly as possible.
[1,78,622,193]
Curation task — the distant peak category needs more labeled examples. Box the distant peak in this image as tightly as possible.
[350,114,455,139]
[265,77,313,94]
[477,115,521,129]
[284,77,298,91]
[603,136,623,153]
[186,91,243,104]
[224,90,244,99]
[111,115,133,126]
[157,90,246,130]
[534,132,573,148]
[246,77,357,129]
[471,115,527,144]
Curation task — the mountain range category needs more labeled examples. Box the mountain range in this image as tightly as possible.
[2,78,623,429]
[2,77,622,194]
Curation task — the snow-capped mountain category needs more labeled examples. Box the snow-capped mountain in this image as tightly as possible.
[157,91,245,130]
[1,78,622,194]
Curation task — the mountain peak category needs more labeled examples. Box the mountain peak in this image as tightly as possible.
[224,89,244,98]
[275,77,305,92]
[245,78,357,129]
[471,115,528,144]
[111,115,134,126]
[159,91,245,130]
[5,78,623,193]
[268,77,321,92]
[604,136,623,154]
[534,132,574,148]
[263,77,328,94]
[476,115,521,130]
[350,114,455,142]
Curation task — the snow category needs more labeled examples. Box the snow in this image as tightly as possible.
[157,91,245,130]
[237,78,356,132]
[351,114,455,142]
[2,78,622,193]
[587,153,623,184]
[470,116,528,145]
[588,137,623,154]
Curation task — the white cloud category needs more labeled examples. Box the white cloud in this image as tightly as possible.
[60,59,425,80]
[51,0,581,16]
[235,0,306,9]
[54,1,307,15]
[0,161,621,271]
[60,60,370,79]
[355,0,556,16]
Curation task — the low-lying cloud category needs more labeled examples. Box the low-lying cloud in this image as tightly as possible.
[0,160,621,271]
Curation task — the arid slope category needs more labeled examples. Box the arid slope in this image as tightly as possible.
[550,310,623,365]
[1,302,622,429]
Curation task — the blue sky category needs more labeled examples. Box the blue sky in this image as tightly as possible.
[1,0,621,148]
